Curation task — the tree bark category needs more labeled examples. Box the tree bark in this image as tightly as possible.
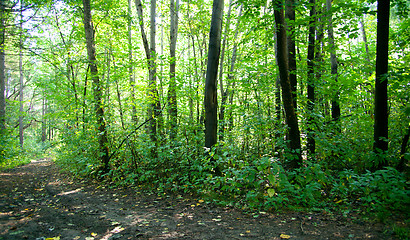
[168,0,179,141]
[373,0,390,169]
[274,1,302,169]
[307,0,316,156]
[82,0,110,173]
[0,3,5,130]
[204,0,224,150]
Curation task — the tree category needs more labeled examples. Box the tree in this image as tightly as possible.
[128,0,137,124]
[204,0,224,151]
[217,0,233,142]
[307,0,316,156]
[168,0,179,141]
[0,2,5,130]
[273,0,302,169]
[373,0,390,169]
[82,0,110,173]
[326,0,340,129]
[219,2,242,141]
[135,0,161,151]
[19,1,24,147]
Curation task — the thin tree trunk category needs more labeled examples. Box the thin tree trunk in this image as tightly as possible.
[135,0,161,150]
[224,4,242,138]
[41,92,47,142]
[307,0,316,156]
[274,1,302,169]
[128,0,137,124]
[360,18,371,65]
[104,47,111,113]
[0,4,6,130]
[82,66,89,133]
[168,0,179,141]
[204,0,224,151]
[373,0,390,169]
[286,0,297,109]
[217,0,233,142]
[19,3,24,147]
[82,0,110,173]
[326,0,340,129]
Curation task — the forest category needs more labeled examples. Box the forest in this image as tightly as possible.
[0,0,409,236]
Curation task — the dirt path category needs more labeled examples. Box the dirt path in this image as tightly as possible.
[0,159,396,240]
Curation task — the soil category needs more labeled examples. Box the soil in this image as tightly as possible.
[0,159,399,240]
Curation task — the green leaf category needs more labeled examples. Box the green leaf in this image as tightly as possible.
[267,188,275,197]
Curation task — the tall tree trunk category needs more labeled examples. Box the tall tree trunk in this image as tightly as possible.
[168,0,179,141]
[218,0,233,141]
[217,0,233,142]
[326,0,340,129]
[204,0,224,151]
[286,0,297,109]
[373,0,390,169]
[223,4,242,139]
[307,0,316,156]
[82,0,110,173]
[19,3,24,147]
[0,3,5,130]
[149,0,161,147]
[128,0,137,124]
[135,0,161,150]
[274,1,302,169]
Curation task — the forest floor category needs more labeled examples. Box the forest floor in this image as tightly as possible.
[0,158,401,240]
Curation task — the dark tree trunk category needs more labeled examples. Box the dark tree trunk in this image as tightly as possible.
[204,0,224,150]
[285,0,297,109]
[274,1,302,169]
[373,0,390,169]
[0,3,5,130]
[82,0,110,173]
[307,0,316,156]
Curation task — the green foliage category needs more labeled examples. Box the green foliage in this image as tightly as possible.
[0,130,25,170]
[331,167,409,215]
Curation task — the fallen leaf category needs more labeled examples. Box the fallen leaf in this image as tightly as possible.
[91,232,97,237]
[280,233,291,239]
